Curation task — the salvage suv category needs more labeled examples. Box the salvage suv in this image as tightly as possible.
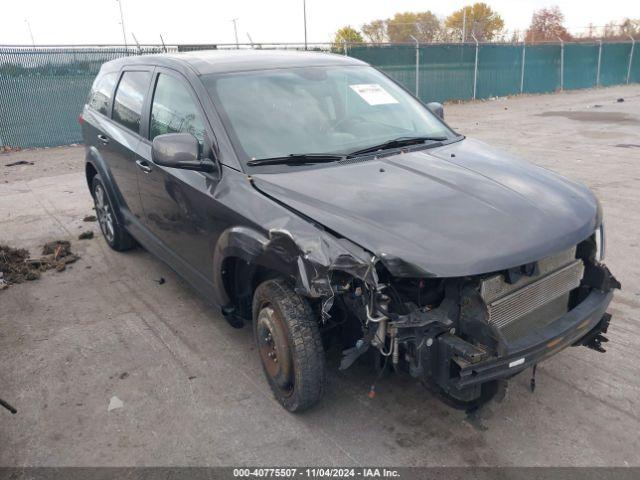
[80,50,619,412]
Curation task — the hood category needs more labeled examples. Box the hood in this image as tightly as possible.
[251,138,599,278]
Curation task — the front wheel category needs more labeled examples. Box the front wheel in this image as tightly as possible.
[252,279,326,412]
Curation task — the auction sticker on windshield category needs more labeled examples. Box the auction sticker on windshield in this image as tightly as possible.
[349,84,399,106]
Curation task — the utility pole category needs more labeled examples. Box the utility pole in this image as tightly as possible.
[25,19,35,48]
[461,8,466,43]
[116,0,128,50]
[131,32,141,54]
[231,18,239,49]
[303,0,308,50]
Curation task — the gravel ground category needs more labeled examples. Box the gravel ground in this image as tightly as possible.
[1,84,639,467]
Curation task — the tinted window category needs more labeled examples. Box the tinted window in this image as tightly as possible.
[150,74,205,144]
[112,71,151,133]
[88,72,117,115]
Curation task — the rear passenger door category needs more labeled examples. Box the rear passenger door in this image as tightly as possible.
[103,68,153,222]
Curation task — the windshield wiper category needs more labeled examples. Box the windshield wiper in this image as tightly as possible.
[246,153,346,166]
[347,136,448,158]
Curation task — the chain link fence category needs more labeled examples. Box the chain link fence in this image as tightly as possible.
[348,40,638,102]
[0,41,638,150]
[0,46,171,149]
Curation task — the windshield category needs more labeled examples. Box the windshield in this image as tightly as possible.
[202,65,455,166]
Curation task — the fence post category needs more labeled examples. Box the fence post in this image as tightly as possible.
[596,39,602,87]
[472,34,479,100]
[410,35,420,97]
[342,40,348,56]
[627,34,636,84]
[520,41,526,93]
[557,37,564,91]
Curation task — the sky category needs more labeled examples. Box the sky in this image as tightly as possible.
[2,0,639,46]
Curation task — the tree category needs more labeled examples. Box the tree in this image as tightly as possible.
[362,19,387,44]
[445,3,505,42]
[613,18,640,38]
[332,26,363,52]
[603,21,619,39]
[583,23,596,40]
[386,11,441,43]
[414,12,442,42]
[525,6,572,43]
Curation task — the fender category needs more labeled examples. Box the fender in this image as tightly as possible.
[85,145,130,227]
[212,222,380,310]
[212,226,300,306]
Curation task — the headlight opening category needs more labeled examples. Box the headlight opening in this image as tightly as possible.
[595,224,605,261]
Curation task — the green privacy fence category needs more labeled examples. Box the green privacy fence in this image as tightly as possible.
[0,46,169,149]
[0,41,638,149]
[348,40,638,104]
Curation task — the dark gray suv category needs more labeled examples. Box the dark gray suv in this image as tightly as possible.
[80,50,619,412]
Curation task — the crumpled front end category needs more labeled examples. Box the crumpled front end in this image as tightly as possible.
[329,230,619,409]
[239,170,618,409]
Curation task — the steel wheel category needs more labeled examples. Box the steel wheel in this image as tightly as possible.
[94,183,115,244]
[256,305,294,397]
[252,278,326,412]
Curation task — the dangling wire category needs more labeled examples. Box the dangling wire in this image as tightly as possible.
[368,353,390,399]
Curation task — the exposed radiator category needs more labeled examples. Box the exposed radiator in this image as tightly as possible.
[486,260,584,330]
[479,247,584,334]
[480,247,577,304]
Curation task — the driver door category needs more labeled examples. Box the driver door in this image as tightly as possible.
[135,68,219,281]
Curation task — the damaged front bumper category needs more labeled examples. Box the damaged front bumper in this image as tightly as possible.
[436,289,613,391]
[338,251,620,408]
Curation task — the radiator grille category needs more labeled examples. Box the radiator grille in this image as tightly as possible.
[486,259,584,330]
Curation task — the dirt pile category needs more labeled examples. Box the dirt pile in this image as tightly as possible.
[0,241,79,289]
[0,145,22,154]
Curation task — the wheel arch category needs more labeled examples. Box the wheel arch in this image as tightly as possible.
[85,146,127,225]
[212,226,302,317]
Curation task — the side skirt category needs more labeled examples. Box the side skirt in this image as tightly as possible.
[121,210,221,308]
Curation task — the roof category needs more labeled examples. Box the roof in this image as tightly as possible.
[102,49,368,75]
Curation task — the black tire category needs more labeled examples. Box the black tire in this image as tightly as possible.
[252,278,326,412]
[421,378,499,412]
[91,174,136,251]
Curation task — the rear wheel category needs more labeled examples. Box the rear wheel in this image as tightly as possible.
[92,175,136,251]
[252,279,326,412]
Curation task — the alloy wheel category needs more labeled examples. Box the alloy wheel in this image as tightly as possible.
[94,183,115,244]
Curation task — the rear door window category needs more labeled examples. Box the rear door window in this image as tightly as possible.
[149,73,205,144]
[88,72,118,115]
[112,71,152,134]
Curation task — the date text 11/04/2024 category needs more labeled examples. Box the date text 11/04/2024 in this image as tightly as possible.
[233,468,400,478]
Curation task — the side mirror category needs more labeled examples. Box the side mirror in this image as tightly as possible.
[151,133,217,173]
[426,102,444,120]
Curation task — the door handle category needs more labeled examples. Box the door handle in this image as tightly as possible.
[136,159,152,173]
[97,134,109,145]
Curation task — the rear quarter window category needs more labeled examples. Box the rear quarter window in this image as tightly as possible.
[88,72,118,115]
[112,71,152,134]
